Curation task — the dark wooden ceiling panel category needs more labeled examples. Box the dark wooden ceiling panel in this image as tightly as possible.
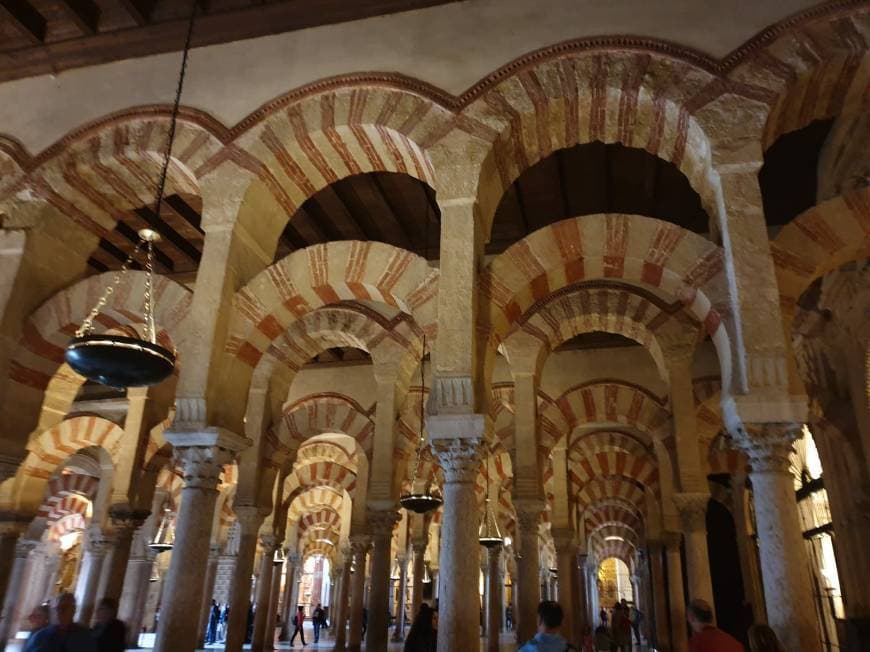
[0,0,463,83]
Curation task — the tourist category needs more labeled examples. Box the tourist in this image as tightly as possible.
[362,606,368,636]
[629,604,644,645]
[289,605,306,647]
[748,624,784,652]
[218,603,229,642]
[403,603,437,652]
[313,602,324,643]
[245,602,254,643]
[92,598,126,652]
[24,593,97,652]
[610,602,632,652]
[206,599,220,644]
[506,604,513,630]
[688,599,744,652]
[593,624,611,651]
[22,604,51,651]
[518,600,576,652]
[598,607,608,626]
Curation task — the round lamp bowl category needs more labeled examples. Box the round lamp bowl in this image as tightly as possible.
[65,335,175,388]
[399,493,443,514]
[148,543,173,554]
[479,536,504,549]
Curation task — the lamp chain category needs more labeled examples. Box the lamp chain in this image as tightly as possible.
[143,238,156,343]
[75,240,145,337]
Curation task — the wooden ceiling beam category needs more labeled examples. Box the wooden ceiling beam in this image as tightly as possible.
[0,0,46,44]
[116,0,155,26]
[57,0,101,35]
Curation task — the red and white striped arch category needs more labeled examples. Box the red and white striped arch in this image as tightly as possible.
[47,512,87,542]
[20,416,125,480]
[480,215,732,391]
[568,451,660,497]
[772,188,870,321]
[280,393,374,459]
[286,486,344,524]
[282,460,357,509]
[575,477,648,513]
[569,430,651,460]
[464,48,720,229]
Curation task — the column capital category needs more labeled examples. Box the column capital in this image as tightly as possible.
[14,537,37,558]
[173,444,236,490]
[108,505,150,531]
[0,452,22,483]
[673,492,710,532]
[411,540,427,555]
[365,509,400,537]
[551,527,577,552]
[286,552,301,565]
[733,422,801,473]
[349,534,372,554]
[662,531,683,551]
[258,534,277,550]
[431,437,483,483]
[233,505,268,532]
[515,499,545,530]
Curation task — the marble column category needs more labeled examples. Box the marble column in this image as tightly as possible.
[410,541,426,620]
[731,473,766,623]
[75,528,110,625]
[196,545,221,648]
[279,553,299,642]
[432,437,484,652]
[100,507,149,605]
[0,537,36,650]
[153,443,236,652]
[576,553,589,635]
[740,424,821,652]
[673,492,714,607]
[333,557,351,649]
[365,510,400,652]
[119,554,153,647]
[553,533,577,644]
[663,532,688,652]
[0,527,20,618]
[251,538,276,651]
[347,536,371,652]
[647,541,670,652]
[225,506,265,652]
[391,554,408,641]
[486,546,502,652]
[265,556,283,650]
[515,503,543,645]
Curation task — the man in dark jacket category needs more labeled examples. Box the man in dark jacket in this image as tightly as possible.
[92,597,126,652]
[25,593,97,652]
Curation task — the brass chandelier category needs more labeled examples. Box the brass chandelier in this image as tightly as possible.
[478,453,504,548]
[64,1,199,388]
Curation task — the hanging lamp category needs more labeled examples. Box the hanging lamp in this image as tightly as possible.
[398,335,443,514]
[478,455,503,548]
[422,563,432,584]
[149,507,175,553]
[64,2,199,389]
[390,557,401,581]
[273,546,286,566]
[149,565,160,583]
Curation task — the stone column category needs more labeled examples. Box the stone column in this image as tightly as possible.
[647,541,670,652]
[739,424,821,652]
[347,536,371,652]
[553,532,577,644]
[279,553,299,641]
[0,537,36,650]
[153,442,236,652]
[0,526,21,615]
[265,556,283,650]
[663,532,688,652]
[75,528,110,625]
[391,554,408,641]
[251,538,276,651]
[673,492,714,607]
[333,557,351,649]
[196,545,220,648]
[99,509,148,605]
[225,506,265,652]
[410,541,426,620]
[119,554,153,648]
[486,546,502,652]
[731,473,766,623]
[365,509,400,652]
[515,503,543,644]
[432,436,483,652]
[576,553,589,635]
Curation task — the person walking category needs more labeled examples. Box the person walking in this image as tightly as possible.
[688,599,744,652]
[747,624,784,652]
[24,593,97,652]
[593,624,611,651]
[206,599,220,644]
[403,603,437,652]
[312,603,324,644]
[289,605,306,647]
[506,604,513,630]
[92,598,126,652]
[629,604,643,645]
[598,607,608,627]
[610,603,632,652]
[518,600,576,652]
[218,604,229,642]
[362,606,368,636]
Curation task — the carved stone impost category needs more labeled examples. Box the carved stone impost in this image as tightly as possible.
[365,509,400,538]
[172,444,237,490]
[672,492,710,532]
[731,422,801,473]
[514,499,545,534]
[431,437,482,484]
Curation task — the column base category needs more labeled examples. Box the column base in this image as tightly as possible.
[845,617,870,652]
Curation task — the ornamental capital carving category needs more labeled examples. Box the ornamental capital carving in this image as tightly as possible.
[673,492,710,532]
[349,534,372,556]
[411,540,427,555]
[551,529,577,553]
[108,505,150,531]
[431,437,482,483]
[286,552,301,565]
[365,509,400,537]
[14,537,37,558]
[173,444,236,490]
[732,422,801,473]
[233,505,268,532]
[258,534,277,550]
[515,499,545,533]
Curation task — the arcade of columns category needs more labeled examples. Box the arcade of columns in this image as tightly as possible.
[0,4,869,652]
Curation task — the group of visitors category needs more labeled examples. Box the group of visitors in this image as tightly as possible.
[592,600,642,650]
[204,599,230,644]
[23,593,126,652]
[287,602,329,647]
